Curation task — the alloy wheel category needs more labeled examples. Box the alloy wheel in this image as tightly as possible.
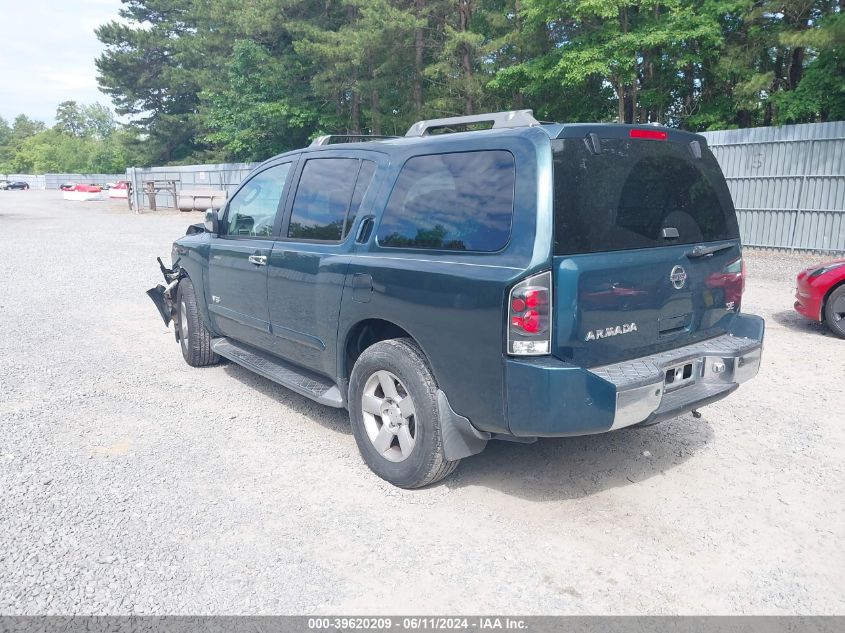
[361,370,417,462]
[831,293,845,332]
[179,300,189,349]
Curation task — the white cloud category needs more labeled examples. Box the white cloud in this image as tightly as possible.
[40,71,100,93]
[0,0,124,124]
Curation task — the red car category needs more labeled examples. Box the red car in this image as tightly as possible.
[794,258,845,338]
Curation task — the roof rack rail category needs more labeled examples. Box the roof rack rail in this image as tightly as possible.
[310,134,399,147]
[405,110,540,137]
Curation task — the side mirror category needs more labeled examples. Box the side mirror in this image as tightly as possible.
[204,208,220,234]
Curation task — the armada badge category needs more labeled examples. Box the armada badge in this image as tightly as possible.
[670,265,687,290]
[585,322,638,342]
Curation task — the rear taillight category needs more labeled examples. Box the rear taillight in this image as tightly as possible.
[508,271,552,355]
[724,257,745,310]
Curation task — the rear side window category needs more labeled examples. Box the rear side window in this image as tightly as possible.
[377,150,515,251]
[552,138,739,255]
[288,158,376,242]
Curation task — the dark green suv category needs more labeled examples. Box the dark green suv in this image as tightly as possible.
[148,110,764,488]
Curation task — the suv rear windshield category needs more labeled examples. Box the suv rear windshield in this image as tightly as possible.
[552,137,739,256]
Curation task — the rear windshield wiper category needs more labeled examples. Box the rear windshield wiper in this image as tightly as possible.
[686,243,733,258]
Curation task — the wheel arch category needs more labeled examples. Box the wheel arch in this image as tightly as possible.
[342,323,488,480]
[340,318,434,388]
[175,246,217,335]
[176,270,213,332]
[821,278,845,320]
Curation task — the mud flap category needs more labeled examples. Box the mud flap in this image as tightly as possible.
[437,390,490,461]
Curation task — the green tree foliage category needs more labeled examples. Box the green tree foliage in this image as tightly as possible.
[54,101,118,139]
[0,116,47,172]
[91,0,845,164]
[95,0,207,164]
[0,103,134,174]
[55,101,87,136]
[82,103,119,140]
[291,0,421,135]
[201,40,316,161]
[0,117,13,166]
[774,13,845,122]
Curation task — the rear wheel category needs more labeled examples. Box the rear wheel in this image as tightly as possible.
[824,285,845,339]
[175,277,220,366]
[348,338,459,488]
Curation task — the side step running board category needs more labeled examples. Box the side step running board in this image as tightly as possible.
[211,338,344,408]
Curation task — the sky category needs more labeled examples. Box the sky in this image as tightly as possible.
[0,0,124,125]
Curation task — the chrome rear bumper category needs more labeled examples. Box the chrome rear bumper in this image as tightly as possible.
[590,332,763,430]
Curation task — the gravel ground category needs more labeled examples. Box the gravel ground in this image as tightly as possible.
[1,190,843,615]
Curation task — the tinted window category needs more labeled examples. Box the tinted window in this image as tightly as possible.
[377,151,515,251]
[552,138,739,255]
[226,163,291,237]
[288,158,374,241]
[348,160,376,223]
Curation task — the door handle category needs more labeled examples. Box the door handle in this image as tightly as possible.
[356,216,375,244]
[248,255,268,266]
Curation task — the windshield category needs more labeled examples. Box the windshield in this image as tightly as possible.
[552,137,739,256]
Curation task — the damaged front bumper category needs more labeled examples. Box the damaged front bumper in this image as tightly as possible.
[146,258,183,326]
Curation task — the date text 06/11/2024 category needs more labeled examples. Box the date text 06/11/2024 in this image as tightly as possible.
[307,617,528,630]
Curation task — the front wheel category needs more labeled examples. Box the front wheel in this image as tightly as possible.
[824,285,845,339]
[175,277,220,366]
[348,338,459,488]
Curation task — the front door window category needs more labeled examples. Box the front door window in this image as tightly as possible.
[226,163,292,237]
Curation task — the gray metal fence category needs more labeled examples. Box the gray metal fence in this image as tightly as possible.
[701,121,845,254]
[126,163,258,211]
[0,174,45,189]
[43,173,126,189]
[0,173,126,190]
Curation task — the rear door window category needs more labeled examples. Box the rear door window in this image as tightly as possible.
[552,138,739,255]
[288,157,376,242]
[348,160,376,221]
[377,150,515,251]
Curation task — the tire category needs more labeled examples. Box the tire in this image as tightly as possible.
[823,284,845,339]
[175,277,220,367]
[348,338,460,488]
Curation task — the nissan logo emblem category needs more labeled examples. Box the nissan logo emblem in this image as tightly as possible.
[670,265,688,290]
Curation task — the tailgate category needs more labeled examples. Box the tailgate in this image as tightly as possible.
[550,129,743,367]
[553,244,743,367]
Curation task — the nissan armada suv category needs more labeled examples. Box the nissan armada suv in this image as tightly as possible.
[148,110,765,488]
